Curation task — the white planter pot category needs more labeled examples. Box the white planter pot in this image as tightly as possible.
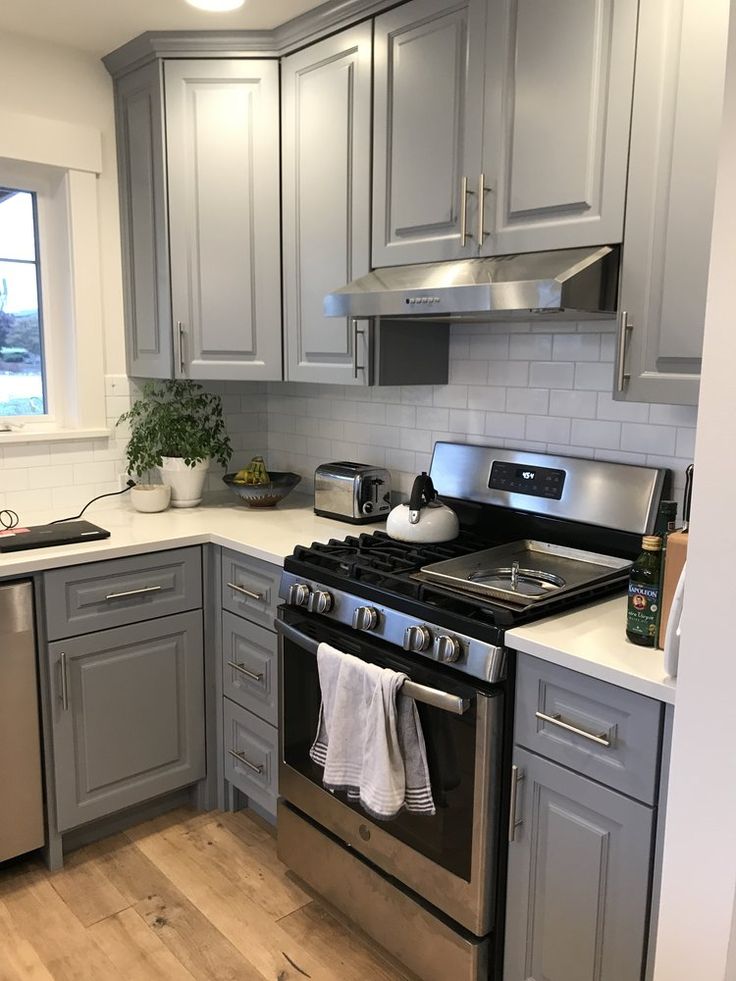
[158,457,210,508]
[130,483,171,514]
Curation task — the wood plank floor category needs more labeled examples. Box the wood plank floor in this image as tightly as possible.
[0,808,412,981]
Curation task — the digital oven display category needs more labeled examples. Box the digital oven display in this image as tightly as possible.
[489,461,566,500]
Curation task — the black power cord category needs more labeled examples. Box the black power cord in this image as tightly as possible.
[49,480,137,524]
[0,509,20,530]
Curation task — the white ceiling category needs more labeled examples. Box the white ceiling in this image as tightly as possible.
[1,0,328,57]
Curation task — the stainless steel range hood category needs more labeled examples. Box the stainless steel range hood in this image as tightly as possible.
[324,245,619,322]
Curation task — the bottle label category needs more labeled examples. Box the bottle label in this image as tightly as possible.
[627,582,660,639]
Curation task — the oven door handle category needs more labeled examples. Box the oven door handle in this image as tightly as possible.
[275,618,471,717]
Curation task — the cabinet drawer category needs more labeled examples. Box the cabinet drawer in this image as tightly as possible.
[222,611,278,725]
[44,547,202,640]
[224,698,278,816]
[514,654,662,804]
[221,550,280,630]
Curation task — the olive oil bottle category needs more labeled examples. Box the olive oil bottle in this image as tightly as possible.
[626,535,663,647]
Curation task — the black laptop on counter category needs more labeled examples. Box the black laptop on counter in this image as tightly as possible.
[0,520,110,553]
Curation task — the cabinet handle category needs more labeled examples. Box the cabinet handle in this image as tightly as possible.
[615,309,633,393]
[227,581,264,602]
[352,319,367,379]
[177,321,185,375]
[460,176,474,247]
[508,764,524,842]
[535,710,612,747]
[227,660,264,683]
[59,652,69,712]
[478,173,491,246]
[229,749,264,774]
[105,585,162,601]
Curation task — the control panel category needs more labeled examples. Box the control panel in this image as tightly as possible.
[489,461,566,500]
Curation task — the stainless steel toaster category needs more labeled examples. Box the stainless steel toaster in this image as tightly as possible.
[314,462,392,523]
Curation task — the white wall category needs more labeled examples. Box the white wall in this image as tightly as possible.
[653,3,736,977]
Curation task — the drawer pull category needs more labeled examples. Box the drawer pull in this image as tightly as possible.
[227,660,264,683]
[227,582,264,602]
[508,764,524,843]
[229,749,264,774]
[535,710,612,747]
[105,585,162,601]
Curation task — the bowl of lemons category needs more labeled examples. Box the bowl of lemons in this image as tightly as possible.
[223,457,301,508]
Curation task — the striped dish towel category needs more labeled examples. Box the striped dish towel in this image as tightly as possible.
[309,642,435,820]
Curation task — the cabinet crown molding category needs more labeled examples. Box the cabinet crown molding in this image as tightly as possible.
[102,0,396,77]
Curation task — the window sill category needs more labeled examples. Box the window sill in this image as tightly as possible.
[0,427,111,444]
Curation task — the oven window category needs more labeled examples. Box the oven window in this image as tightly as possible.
[282,625,479,881]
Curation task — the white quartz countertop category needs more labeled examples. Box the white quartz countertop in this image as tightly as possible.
[0,496,676,703]
[506,595,676,704]
[0,493,366,576]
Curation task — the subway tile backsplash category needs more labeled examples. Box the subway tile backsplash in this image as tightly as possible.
[266,320,697,512]
[0,320,697,523]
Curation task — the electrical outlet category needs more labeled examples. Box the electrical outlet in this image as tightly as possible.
[118,473,132,491]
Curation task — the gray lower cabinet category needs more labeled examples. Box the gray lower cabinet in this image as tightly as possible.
[49,611,205,832]
[615,0,729,405]
[282,24,372,385]
[224,697,278,816]
[222,610,278,726]
[112,56,282,380]
[504,747,653,981]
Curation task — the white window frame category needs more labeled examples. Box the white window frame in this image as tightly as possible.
[0,108,107,442]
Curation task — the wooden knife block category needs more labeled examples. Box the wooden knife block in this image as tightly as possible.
[658,530,688,649]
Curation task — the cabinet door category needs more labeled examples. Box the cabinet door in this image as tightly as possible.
[49,612,205,832]
[372,0,486,267]
[504,748,653,981]
[165,60,282,381]
[282,26,372,385]
[114,62,172,378]
[483,0,638,256]
[615,0,728,404]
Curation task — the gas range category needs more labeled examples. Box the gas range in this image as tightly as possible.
[280,443,670,682]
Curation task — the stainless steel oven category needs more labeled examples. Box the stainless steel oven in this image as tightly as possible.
[277,607,505,943]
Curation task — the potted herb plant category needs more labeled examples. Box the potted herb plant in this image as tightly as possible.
[118,380,232,509]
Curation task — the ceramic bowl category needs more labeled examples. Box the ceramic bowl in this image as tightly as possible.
[222,471,301,508]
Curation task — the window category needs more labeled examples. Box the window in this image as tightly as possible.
[0,188,46,417]
[0,108,106,441]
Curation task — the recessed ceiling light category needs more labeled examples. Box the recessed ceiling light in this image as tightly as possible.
[185,0,245,11]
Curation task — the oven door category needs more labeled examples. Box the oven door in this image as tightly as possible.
[277,606,504,937]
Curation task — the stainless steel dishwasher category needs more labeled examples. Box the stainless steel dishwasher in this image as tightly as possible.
[0,581,45,862]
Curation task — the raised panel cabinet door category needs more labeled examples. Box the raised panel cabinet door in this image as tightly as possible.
[49,612,205,832]
[114,61,172,378]
[504,748,653,981]
[165,59,282,381]
[282,26,372,385]
[483,0,638,256]
[372,0,487,267]
[615,0,729,404]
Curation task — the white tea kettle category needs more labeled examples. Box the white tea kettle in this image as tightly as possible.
[386,472,459,543]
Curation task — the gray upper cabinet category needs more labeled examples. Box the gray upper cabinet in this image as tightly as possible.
[614,0,729,405]
[115,62,172,378]
[112,57,282,380]
[165,60,282,381]
[282,26,373,384]
[483,0,638,255]
[49,612,205,832]
[504,747,654,981]
[372,0,487,267]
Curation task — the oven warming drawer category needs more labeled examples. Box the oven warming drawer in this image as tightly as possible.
[277,801,489,981]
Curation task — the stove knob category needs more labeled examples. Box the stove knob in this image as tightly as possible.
[403,624,432,653]
[433,634,462,664]
[308,590,333,615]
[353,606,379,631]
[288,582,311,607]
